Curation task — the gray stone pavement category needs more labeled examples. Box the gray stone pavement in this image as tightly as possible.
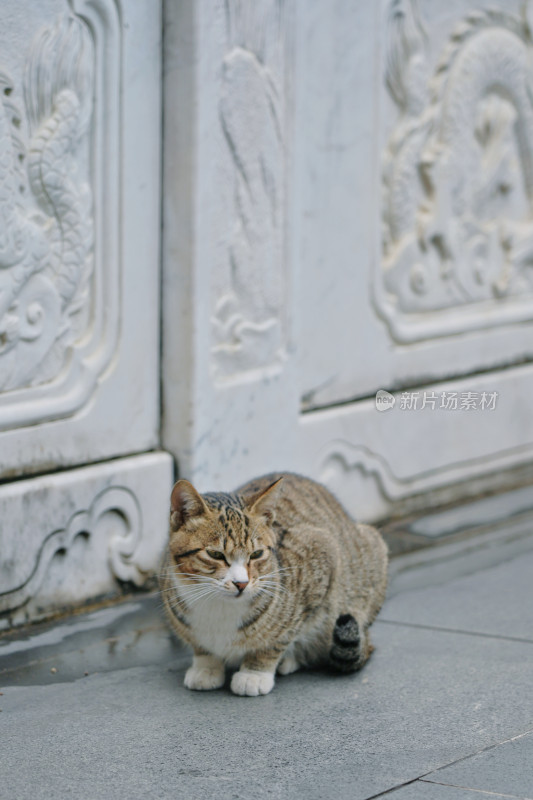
[1,537,532,800]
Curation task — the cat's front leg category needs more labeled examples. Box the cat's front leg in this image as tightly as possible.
[230,650,282,696]
[184,652,225,691]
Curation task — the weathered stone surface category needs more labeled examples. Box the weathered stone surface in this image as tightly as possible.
[0,453,173,631]
[0,0,162,475]
[162,0,533,526]
[0,0,166,630]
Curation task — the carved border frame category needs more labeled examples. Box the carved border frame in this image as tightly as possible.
[372,284,533,345]
[0,0,121,430]
[317,438,533,503]
[373,1,533,345]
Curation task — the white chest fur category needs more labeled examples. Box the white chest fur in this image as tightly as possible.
[189,594,249,665]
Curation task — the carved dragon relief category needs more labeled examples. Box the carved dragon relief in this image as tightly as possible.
[0,14,93,392]
[211,0,286,380]
[381,0,533,339]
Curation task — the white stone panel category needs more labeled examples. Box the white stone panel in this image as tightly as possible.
[162,0,297,489]
[298,0,533,409]
[0,0,162,478]
[0,0,167,629]
[211,0,287,381]
[0,452,173,630]
[162,0,533,525]
[298,364,533,521]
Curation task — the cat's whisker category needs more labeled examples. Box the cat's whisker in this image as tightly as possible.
[162,571,219,582]
[184,587,218,600]
[257,582,285,592]
[158,582,205,591]
[158,577,218,589]
[190,587,226,611]
[259,566,297,579]
[166,582,220,592]
[174,571,218,578]
[270,565,297,571]
[177,586,219,597]
[181,589,221,607]
[176,586,222,601]
[258,587,276,597]
[257,575,288,586]
[170,593,211,605]
[259,587,286,597]
[158,568,216,579]
[257,584,276,593]
[158,583,215,594]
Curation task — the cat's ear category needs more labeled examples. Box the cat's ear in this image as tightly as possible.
[170,480,207,529]
[245,477,283,523]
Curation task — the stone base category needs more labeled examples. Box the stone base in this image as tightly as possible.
[0,452,173,631]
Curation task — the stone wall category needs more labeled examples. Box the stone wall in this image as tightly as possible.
[0,0,172,630]
[162,0,533,520]
[3,0,533,628]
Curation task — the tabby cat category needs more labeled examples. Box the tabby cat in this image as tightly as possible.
[160,472,388,696]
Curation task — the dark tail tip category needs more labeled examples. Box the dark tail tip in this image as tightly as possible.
[329,613,363,673]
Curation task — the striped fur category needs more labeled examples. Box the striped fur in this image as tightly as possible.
[159,472,388,696]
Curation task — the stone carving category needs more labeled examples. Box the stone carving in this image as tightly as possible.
[381,0,533,340]
[0,14,94,391]
[211,0,286,380]
[0,487,148,618]
[320,443,402,504]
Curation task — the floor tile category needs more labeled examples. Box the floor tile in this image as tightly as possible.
[383,550,533,641]
[424,732,533,800]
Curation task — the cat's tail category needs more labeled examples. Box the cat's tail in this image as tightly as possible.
[329,613,372,673]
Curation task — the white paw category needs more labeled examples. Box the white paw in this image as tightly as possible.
[277,651,300,676]
[184,664,225,691]
[230,668,275,697]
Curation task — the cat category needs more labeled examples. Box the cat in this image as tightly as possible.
[159,472,388,697]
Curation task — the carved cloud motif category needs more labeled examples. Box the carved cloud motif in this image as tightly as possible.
[0,486,147,618]
[382,1,533,327]
[0,14,94,392]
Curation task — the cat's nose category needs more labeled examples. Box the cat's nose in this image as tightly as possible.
[233,580,249,593]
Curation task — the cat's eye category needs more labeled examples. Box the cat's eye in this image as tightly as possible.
[207,549,226,561]
[250,550,264,560]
